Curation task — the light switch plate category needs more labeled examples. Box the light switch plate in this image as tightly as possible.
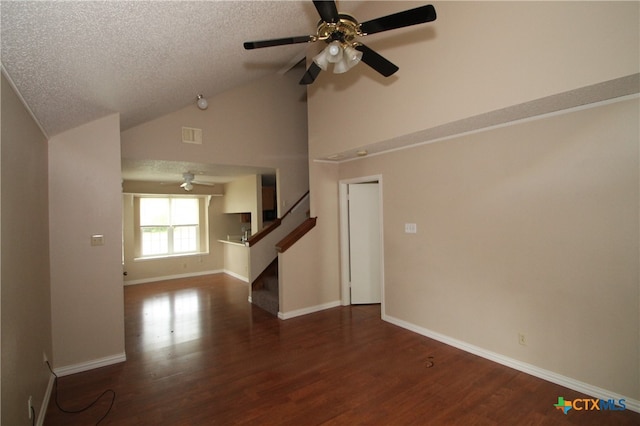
[404,223,417,234]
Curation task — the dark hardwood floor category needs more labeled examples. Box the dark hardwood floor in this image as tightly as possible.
[45,273,638,425]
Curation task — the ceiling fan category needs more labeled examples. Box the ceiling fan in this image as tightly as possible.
[243,1,437,85]
[178,172,215,192]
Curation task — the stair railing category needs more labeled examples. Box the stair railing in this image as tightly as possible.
[247,190,309,247]
[246,192,310,283]
[275,217,317,253]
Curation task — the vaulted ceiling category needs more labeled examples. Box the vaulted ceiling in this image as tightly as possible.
[4,1,637,183]
[1,0,326,138]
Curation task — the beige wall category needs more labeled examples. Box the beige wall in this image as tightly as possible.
[308,1,640,158]
[222,175,258,214]
[223,243,249,282]
[121,70,309,213]
[342,98,639,399]
[222,174,261,232]
[49,114,125,369]
[1,73,52,425]
[294,0,639,404]
[279,161,342,314]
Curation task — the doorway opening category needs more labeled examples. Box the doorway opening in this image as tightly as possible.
[339,176,384,313]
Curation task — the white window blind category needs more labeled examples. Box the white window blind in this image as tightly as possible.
[139,196,203,257]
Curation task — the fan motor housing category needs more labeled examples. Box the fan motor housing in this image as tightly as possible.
[317,13,360,43]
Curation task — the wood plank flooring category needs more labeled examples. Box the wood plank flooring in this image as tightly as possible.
[45,274,639,425]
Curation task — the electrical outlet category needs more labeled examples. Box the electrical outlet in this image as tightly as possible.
[404,223,417,234]
[28,395,33,419]
[518,333,526,346]
[90,234,105,246]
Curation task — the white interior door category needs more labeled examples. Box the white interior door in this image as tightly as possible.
[348,183,381,304]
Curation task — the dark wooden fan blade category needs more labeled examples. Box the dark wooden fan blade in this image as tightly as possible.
[244,35,315,50]
[299,62,323,85]
[313,0,339,23]
[355,44,399,77]
[360,4,436,35]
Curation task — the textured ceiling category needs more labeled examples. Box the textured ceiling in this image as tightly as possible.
[1,0,321,138]
[120,158,276,184]
[5,2,637,180]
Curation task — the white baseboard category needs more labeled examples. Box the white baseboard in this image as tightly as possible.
[53,352,127,377]
[383,314,639,414]
[124,269,224,285]
[37,375,55,426]
[278,300,341,320]
[223,270,249,283]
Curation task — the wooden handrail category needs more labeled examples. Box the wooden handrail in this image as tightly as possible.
[246,190,310,247]
[275,217,317,253]
[281,190,310,221]
[246,218,281,247]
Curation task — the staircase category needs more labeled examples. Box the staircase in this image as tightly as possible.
[246,191,316,317]
[251,259,279,315]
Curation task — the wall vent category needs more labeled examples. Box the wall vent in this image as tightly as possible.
[182,127,203,144]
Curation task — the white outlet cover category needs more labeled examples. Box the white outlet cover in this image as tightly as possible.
[404,223,417,234]
[90,234,105,246]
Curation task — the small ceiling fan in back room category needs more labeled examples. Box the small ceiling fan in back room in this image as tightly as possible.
[243,1,437,85]
[174,172,215,192]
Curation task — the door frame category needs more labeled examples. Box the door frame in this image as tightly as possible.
[338,175,385,312]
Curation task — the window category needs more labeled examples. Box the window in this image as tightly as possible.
[137,196,207,258]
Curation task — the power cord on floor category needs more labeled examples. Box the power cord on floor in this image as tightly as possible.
[45,361,116,425]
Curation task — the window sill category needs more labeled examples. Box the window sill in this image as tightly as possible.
[134,252,209,262]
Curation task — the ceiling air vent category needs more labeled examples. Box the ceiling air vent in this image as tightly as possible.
[182,127,203,144]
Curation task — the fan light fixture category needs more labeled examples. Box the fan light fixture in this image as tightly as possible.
[334,45,363,74]
[176,171,216,191]
[196,94,208,110]
[313,41,362,74]
[243,2,437,85]
[181,173,195,191]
